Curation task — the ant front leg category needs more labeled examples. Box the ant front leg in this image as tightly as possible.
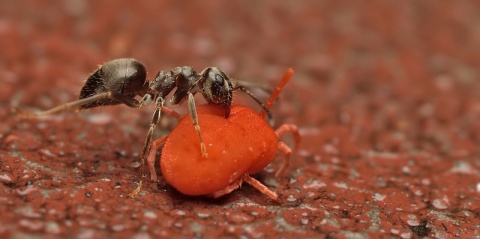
[187,92,208,158]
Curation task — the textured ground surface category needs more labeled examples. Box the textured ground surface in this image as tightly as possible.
[1,1,480,238]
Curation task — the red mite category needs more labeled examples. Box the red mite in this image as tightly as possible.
[147,68,300,201]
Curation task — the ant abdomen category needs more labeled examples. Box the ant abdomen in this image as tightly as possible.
[79,58,148,109]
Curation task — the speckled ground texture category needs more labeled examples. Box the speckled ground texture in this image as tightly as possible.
[1,1,480,238]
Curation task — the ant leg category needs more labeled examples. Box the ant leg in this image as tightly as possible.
[243,175,279,202]
[141,97,165,166]
[139,93,153,107]
[93,93,149,109]
[110,93,142,108]
[135,104,177,195]
[274,124,300,178]
[17,92,111,118]
[146,105,182,180]
[147,135,168,181]
[209,179,243,198]
[235,85,274,126]
[187,92,208,158]
[259,68,294,119]
[234,79,272,94]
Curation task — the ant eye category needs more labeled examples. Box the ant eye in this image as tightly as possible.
[210,73,228,96]
[215,74,225,85]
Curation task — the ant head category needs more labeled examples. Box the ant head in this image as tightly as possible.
[199,67,233,114]
[79,58,148,109]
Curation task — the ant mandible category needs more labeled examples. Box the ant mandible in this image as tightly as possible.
[19,58,274,166]
[146,68,300,201]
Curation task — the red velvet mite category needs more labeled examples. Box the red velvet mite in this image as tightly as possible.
[147,68,300,201]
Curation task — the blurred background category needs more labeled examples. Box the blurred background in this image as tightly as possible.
[2,1,480,132]
[2,0,480,155]
[1,0,480,237]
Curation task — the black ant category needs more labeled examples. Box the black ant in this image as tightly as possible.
[19,58,273,166]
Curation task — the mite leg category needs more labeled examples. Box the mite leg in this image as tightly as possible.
[243,175,279,202]
[275,142,291,178]
[209,179,243,198]
[161,106,182,119]
[259,68,294,119]
[274,124,300,178]
[187,92,208,158]
[146,135,168,181]
[17,92,111,118]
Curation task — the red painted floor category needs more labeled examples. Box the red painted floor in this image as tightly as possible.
[1,1,479,238]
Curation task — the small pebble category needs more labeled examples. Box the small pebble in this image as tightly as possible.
[432,199,448,210]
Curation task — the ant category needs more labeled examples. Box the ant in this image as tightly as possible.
[19,58,274,167]
[146,68,300,201]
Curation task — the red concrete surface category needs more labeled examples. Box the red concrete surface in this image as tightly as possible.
[1,1,480,238]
